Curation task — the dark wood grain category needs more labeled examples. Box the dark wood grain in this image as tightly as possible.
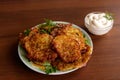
[0,0,120,80]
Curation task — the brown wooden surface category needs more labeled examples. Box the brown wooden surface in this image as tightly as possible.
[0,0,120,80]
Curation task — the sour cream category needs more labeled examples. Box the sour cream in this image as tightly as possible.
[85,12,114,35]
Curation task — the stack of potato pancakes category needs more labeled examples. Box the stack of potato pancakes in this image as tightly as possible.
[19,20,92,72]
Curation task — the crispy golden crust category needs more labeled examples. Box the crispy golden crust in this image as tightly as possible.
[52,35,81,63]
[81,45,92,63]
[51,25,85,50]
[20,32,57,62]
[19,27,39,47]
[64,26,85,50]
[52,57,83,71]
[52,45,92,71]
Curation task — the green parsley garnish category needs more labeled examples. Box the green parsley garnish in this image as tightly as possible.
[43,62,57,74]
[104,12,113,20]
[38,19,56,34]
[85,38,90,46]
[43,19,56,27]
[24,29,31,36]
[83,33,90,45]
[40,29,48,34]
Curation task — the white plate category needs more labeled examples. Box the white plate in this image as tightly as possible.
[18,21,93,75]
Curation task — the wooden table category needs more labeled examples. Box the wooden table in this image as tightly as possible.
[0,0,120,80]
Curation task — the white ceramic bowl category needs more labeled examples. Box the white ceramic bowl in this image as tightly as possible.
[85,12,114,35]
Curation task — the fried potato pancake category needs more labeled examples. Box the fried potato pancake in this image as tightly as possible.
[61,25,85,50]
[51,24,85,50]
[52,35,81,63]
[52,45,92,71]
[20,31,57,62]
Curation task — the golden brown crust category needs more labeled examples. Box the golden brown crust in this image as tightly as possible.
[51,25,85,50]
[52,45,92,71]
[20,32,57,62]
[52,35,81,63]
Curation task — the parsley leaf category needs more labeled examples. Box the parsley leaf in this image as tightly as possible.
[24,29,31,36]
[43,62,57,74]
[39,29,48,34]
[83,33,90,45]
[44,19,56,26]
[104,12,113,20]
[38,19,56,34]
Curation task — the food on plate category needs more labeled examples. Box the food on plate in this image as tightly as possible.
[52,35,81,63]
[85,12,114,35]
[19,19,92,74]
[51,24,85,50]
[52,45,91,71]
[19,31,57,62]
